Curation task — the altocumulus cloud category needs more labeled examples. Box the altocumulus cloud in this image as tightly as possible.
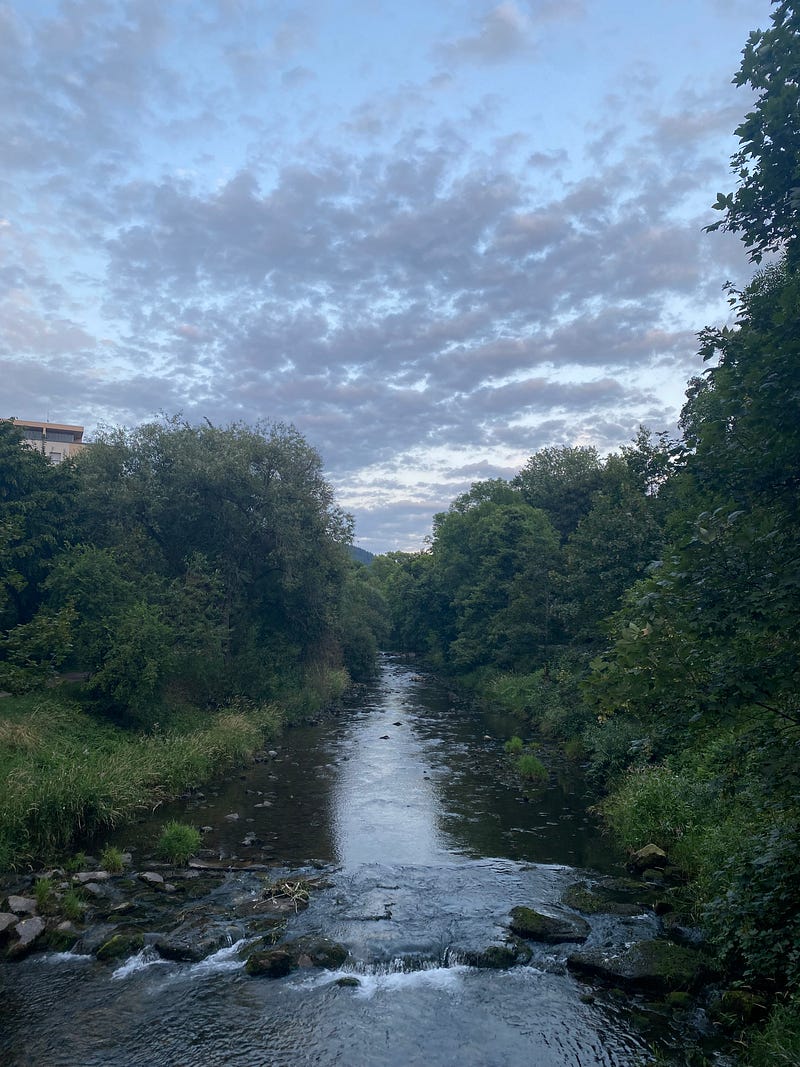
[0,0,765,550]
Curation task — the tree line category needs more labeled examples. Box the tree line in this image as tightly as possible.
[0,416,387,721]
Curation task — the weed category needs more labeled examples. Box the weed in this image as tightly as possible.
[504,736,524,755]
[34,876,55,913]
[157,821,201,865]
[61,887,85,922]
[100,845,125,873]
[515,752,548,785]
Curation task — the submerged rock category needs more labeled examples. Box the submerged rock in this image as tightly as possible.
[154,919,240,963]
[561,880,652,917]
[567,938,712,992]
[509,905,590,943]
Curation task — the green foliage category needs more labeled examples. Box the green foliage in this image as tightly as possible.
[515,752,548,785]
[704,820,800,990]
[512,446,605,541]
[504,735,524,755]
[745,996,800,1066]
[61,887,85,922]
[100,844,125,873]
[600,764,712,853]
[706,1,800,264]
[34,875,55,913]
[156,820,201,865]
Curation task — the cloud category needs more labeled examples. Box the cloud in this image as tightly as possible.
[437,3,534,66]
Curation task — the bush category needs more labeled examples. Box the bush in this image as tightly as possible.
[504,736,524,755]
[583,715,652,785]
[600,763,712,852]
[156,821,201,865]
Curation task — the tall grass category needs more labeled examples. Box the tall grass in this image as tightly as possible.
[0,685,301,869]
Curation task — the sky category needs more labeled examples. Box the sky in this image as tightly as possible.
[1,0,772,552]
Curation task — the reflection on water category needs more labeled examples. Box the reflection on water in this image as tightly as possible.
[331,672,447,867]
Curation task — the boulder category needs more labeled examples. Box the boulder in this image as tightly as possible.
[6,895,36,915]
[628,844,667,872]
[0,913,19,939]
[245,936,348,978]
[73,871,111,884]
[96,933,145,962]
[561,881,652,917]
[509,905,590,943]
[8,916,46,959]
[154,920,241,963]
[461,940,532,969]
[138,871,164,886]
[567,939,711,993]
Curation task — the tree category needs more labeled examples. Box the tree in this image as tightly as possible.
[707,1,800,264]
[512,446,605,541]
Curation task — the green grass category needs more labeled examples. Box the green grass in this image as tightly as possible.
[100,844,125,872]
[504,735,524,755]
[515,751,548,784]
[0,675,334,869]
[157,820,201,865]
[745,997,800,1066]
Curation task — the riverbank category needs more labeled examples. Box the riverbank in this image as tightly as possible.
[0,667,350,871]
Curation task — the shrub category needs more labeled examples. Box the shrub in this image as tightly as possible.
[157,821,201,865]
[600,763,711,852]
[504,736,524,755]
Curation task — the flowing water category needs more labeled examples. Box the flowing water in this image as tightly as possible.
[0,657,719,1066]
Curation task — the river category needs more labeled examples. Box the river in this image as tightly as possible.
[0,656,722,1066]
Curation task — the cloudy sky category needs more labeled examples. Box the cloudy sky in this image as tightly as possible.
[2,0,770,551]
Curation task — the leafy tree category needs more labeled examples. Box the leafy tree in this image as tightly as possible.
[0,420,75,630]
[431,500,559,670]
[512,446,605,541]
[707,1,800,264]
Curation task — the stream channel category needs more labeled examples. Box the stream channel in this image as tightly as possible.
[1,656,723,1066]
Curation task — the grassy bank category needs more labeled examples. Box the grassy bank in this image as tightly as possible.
[0,666,349,871]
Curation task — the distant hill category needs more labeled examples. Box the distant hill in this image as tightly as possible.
[349,545,375,565]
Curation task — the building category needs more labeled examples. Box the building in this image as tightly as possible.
[12,419,86,464]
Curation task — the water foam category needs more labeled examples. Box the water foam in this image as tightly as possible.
[111,947,167,981]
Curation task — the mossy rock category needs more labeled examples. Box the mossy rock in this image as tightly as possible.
[709,988,770,1028]
[461,939,532,969]
[245,936,349,978]
[509,905,589,943]
[567,939,713,993]
[561,881,651,917]
[95,932,145,962]
[336,976,361,987]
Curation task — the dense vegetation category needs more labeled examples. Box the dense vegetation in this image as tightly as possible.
[0,416,387,866]
[372,4,800,1060]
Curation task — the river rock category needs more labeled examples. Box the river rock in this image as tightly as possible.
[73,871,111,884]
[461,939,533,969]
[155,919,241,962]
[96,932,145,962]
[509,906,590,943]
[6,895,36,915]
[566,939,712,992]
[8,916,46,958]
[139,871,164,886]
[47,921,80,953]
[245,936,349,978]
[0,913,19,938]
[628,844,668,872]
[82,881,110,899]
[561,881,652,917]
